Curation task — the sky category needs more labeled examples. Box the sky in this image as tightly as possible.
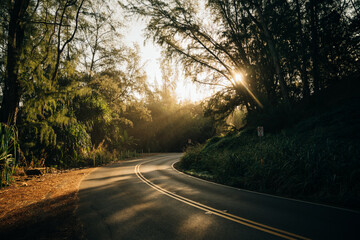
[123,18,215,103]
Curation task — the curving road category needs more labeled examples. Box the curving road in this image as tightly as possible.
[77,153,359,240]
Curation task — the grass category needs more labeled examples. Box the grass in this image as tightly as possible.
[179,99,360,210]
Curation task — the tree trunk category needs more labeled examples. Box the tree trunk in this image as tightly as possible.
[310,0,320,95]
[295,0,310,100]
[254,4,290,104]
[0,0,29,124]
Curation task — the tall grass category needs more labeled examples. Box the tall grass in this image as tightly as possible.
[0,123,19,187]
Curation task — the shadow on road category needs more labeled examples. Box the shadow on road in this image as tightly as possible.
[76,157,221,240]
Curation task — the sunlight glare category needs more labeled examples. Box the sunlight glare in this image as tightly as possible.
[234,73,243,84]
[233,72,263,109]
[175,81,211,103]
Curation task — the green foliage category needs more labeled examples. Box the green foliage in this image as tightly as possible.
[0,123,20,187]
[180,100,360,209]
[128,89,216,152]
[0,0,152,171]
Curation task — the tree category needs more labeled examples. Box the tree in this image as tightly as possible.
[121,0,289,114]
[309,0,320,94]
[122,0,359,125]
[295,0,310,99]
[1,0,30,124]
[128,88,216,152]
[0,0,85,125]
[79,0,123,78]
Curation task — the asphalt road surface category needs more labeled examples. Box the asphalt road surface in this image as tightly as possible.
[77,153,360,240]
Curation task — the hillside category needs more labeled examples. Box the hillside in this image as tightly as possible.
[179,94,360,210]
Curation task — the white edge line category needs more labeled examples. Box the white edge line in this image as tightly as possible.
[171,161,360,214]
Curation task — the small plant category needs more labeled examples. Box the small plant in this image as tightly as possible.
[0,123,20,187]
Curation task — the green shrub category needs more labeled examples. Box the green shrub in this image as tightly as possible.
[180,144,204,170]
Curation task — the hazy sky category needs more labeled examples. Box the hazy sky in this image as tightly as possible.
[124,18,215,102]
[124,19,162,86]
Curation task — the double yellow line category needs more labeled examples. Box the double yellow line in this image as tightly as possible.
[135,162,310,240]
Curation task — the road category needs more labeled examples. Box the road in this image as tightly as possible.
[77,153,359,240]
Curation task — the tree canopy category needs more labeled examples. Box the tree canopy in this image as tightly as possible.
[0,0,359,174]
[122,0,359,123]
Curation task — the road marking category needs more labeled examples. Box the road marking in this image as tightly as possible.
[135,161,310,240]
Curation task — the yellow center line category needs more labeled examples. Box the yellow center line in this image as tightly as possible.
[134,162,311,240]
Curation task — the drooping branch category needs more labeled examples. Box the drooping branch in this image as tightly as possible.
[29,21,71,26]
[164,36,231,82]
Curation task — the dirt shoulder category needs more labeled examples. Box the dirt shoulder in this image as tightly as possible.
[0,167,96,239]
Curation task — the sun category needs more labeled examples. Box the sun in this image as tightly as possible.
[232,72,263,108]
[234,73,243,84]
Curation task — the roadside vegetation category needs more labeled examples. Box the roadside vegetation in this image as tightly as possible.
[179,91,360,209]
